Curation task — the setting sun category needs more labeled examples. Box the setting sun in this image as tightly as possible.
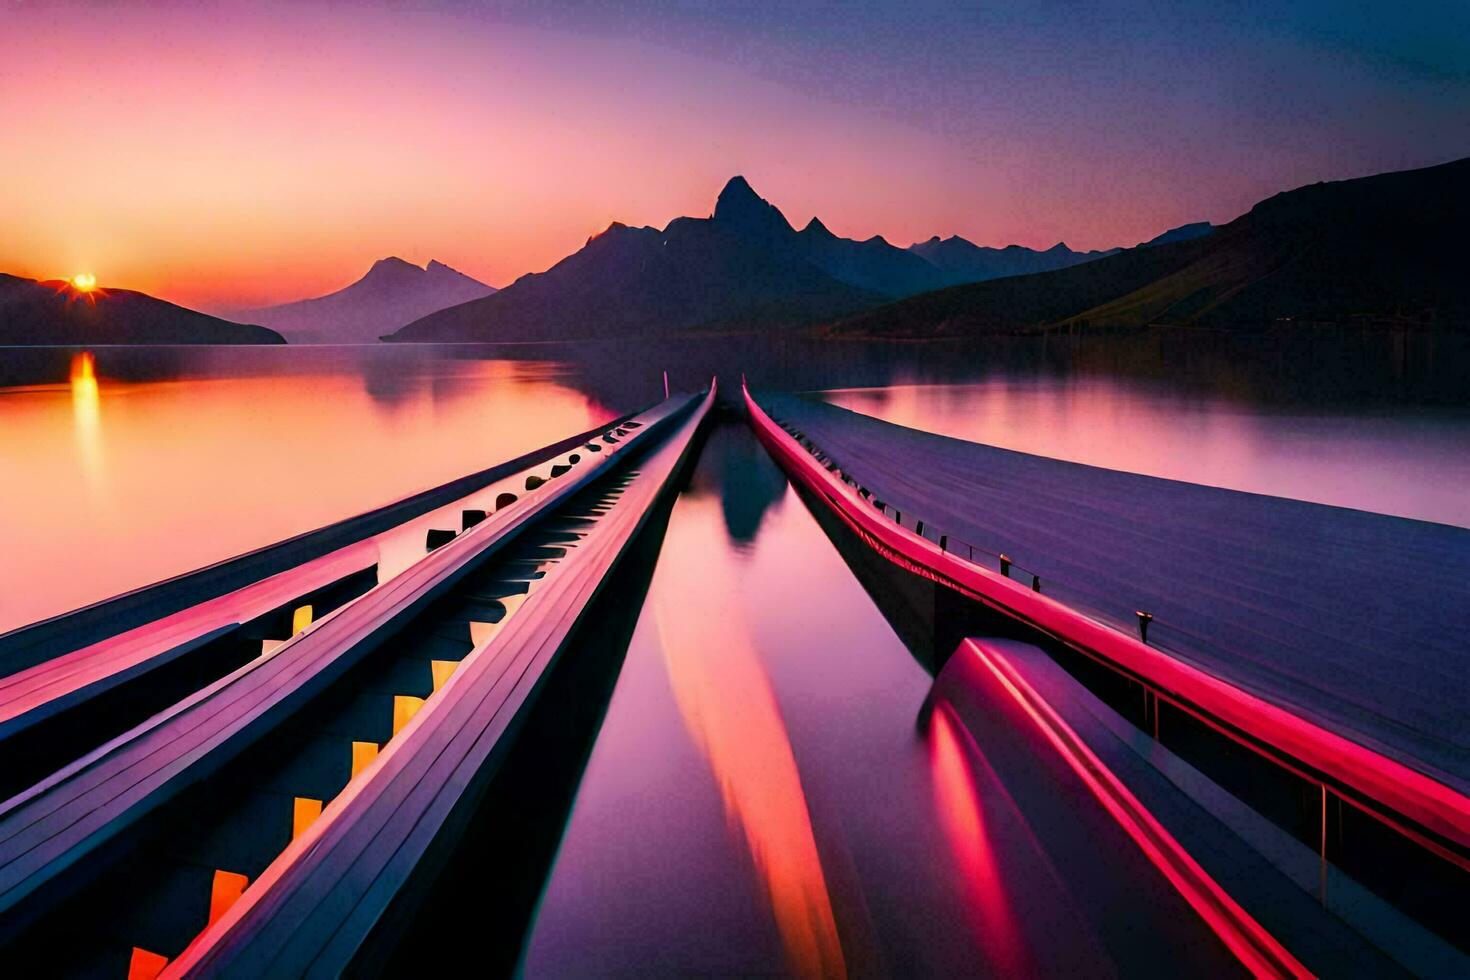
[71,273,97,292]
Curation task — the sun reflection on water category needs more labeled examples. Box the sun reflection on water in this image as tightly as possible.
[68,351,107,495]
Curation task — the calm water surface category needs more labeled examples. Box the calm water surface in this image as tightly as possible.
[1,333,1465,971]
[2,331,1464,632]
[0,346,621,632]
[520,424,1239,976]
[522,425,985,976]
[820,380,1470,527]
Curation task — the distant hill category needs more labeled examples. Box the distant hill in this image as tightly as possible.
[233,257,495,343]
[387,179,886,343]
[1138,221,1214,248]
[824,157,1470,338]
[0,274,284,346]
[908,236,1118,285]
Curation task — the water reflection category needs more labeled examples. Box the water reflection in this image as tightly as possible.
[0,346,616,633]
[682,413,788,548]
[5,330,1465,630]
[655,588,845,979]
[68,352,105,497]
[821,380,1470,526]
[525,424,1022,976]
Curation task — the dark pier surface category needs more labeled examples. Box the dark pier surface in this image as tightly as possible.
[759,393,1470,792]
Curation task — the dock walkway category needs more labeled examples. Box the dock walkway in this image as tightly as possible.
[757,393,1470,793]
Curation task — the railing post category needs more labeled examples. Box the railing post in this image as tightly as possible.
[939,534,947,551]
[1136,610,1153,644]
[999,554,1011,577]
[915,519,924,536]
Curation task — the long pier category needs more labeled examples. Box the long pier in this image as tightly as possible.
[0,385,713,975]
[0,411,638,799]
[745,382,1468,971]
[0,374,1461,974]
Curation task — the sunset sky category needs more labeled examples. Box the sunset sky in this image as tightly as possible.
[2,0,1466,312]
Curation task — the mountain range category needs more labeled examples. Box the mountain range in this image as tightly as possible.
[821,156,1468,338]
[0,275,283,346]
[388,176,1144,343]
[909,236,1122,285]
[231,257,495,344]
[15,156,1450,349]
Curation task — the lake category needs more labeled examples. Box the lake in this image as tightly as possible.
[2,331,1466,969]
[2,332,1465,634]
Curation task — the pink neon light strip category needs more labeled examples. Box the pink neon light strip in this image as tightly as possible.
[957,638,1312,978]
[743,383,1470,862]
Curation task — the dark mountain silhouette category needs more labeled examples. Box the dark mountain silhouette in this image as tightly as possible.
[796,217,954,296]
[233,257,495,343]
[709,177,952,296]
[1138,221,1214,248]
[0,274,284,346]
[908,236,1118,285]
[824,157,1470,337]
[387,179,886,343]
[389,175,1170,344]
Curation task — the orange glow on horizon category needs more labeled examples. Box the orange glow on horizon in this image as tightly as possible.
[0,5,1107,312]
[71,272,97,291]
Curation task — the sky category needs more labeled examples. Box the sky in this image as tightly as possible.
[1,0,1466,312]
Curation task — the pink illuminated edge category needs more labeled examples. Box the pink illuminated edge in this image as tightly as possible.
[743,382,1470,861]
[951,638,1312,978]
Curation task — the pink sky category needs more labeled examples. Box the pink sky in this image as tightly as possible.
[2,2,1462,312]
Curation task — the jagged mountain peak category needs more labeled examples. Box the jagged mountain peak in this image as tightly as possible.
[712,175,794,239]
[715,174,758,204]
[801,216,834,238]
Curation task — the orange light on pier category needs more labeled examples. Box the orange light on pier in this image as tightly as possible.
[430,659,457,691]
[392,694,425,736]
[128,946,169,980]
[292,797,323,838]
[351,740,379,778]
[207,870,250,927]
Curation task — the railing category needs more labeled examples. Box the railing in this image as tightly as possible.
[779,419,1155,647]
[766,408,1470,947]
